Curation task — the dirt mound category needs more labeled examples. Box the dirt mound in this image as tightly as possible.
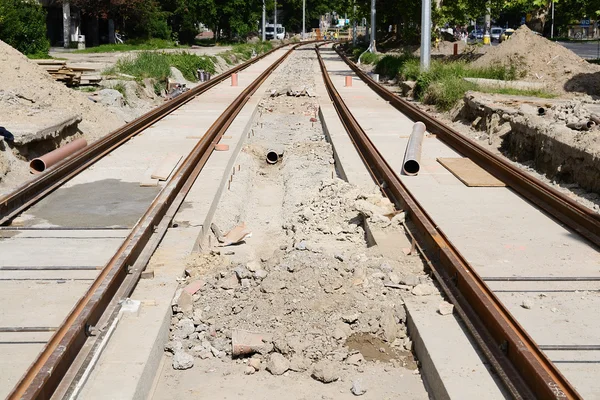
[0,40,124,138]
[0,40,125,193]
[471,25,600,94]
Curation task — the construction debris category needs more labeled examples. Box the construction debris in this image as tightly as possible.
[30,59,102,87]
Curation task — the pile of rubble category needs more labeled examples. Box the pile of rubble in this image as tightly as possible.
[165,179,435,383]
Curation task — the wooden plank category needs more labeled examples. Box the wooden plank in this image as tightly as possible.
[151,153,182,181]
[437,157,506,187]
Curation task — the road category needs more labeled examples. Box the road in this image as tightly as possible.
[557,41,600,59]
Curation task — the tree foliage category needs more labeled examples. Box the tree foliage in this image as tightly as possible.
[0,0,49,55]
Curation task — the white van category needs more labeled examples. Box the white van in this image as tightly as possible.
[265,24,285,40]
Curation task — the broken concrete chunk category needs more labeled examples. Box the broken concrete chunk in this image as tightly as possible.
[266,353,290,375]
[351,380,367,396]
[521,299,533,309]
[289,355,310,372]
[412,283,435,296]
[253,269,268,280]
[342,313,360,324]
[231,329,273,357]
[220,274,240,290]
[438,301,454,316]
[173,318,195,340]
[311,360,339,383]
[346,353,365,366]
[172,351,194,370]
[234,265,252,280]
[248,358,262,371]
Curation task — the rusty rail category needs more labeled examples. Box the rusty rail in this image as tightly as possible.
[7,43,305,400]
[316,44,582,399]
[333,45,600,248]
[0,43,287,226]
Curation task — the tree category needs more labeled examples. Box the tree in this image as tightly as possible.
[0,0,49,55]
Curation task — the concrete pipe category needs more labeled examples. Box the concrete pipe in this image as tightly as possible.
[566,121,593,131]
[590,114,600,126]
[266,147,284,164]
[30,138,87,174]
[402,122,426,176]
[538,107,545,116]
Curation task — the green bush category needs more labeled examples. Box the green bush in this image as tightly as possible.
[360,51,380,65]
[374,54,416,79]
[0,0,49,55]
[385,58,523,110]
[115,51,216,82]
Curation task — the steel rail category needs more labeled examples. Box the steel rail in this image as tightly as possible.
[0,44,287,226]
[7,43,304,400]
[332,45,600,248]
[315,45,581,399]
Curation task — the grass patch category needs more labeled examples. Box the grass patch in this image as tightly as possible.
[374,57,523,111]
[360,51,381,65]
[74,39,181,53]
[113,82,128,100]
[26,52,54,59]
[374,53,416,79]
[115,51,216,82]
[477,87,556,98]
[219,41,273,65]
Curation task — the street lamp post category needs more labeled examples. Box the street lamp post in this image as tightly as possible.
[262,0,266,41]
[551,0,555,39]
[420,0,431,70]
[302,0,306,39]
[370,0,376,52]
[274,0,277,36]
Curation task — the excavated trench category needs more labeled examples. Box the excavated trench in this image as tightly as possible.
[156,47,432,399]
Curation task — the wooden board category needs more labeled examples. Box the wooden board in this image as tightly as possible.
[437,157,505,187]
[151,153,182,180]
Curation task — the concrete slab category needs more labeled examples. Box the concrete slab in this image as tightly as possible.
[0,280,90,327]
[0,343,46,399]
[405,297,508,400]
[0,237,123,267]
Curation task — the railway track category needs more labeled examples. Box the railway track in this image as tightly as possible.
[0,43,307,400]
[315,43,600,399]
[2,40,598,400]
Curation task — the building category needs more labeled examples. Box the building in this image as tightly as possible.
[39,0,114,48]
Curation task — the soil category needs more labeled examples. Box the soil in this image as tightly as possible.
[154,47,433,399]
[471,25,600,95]
[0,40,126,195]
[415,93,600,212]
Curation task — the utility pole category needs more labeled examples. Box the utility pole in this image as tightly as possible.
[352,1,357,46]
[302,0,306,39]
[483,3,491,45]
[62,1,71,48]
[262,0,266,41]
[420,0,431,70]
[370,0,376,52]
[550,0,555,39]
[274,0,277,34]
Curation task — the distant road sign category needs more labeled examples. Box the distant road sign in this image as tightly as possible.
[581,19,591,26]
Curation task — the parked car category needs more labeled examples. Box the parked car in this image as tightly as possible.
[500,28,515,42]
[490,27,503,42]
[469,29,483,40]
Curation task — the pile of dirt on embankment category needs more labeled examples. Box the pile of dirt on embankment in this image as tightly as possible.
[0,40,125,192]
[471,25,600,95]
